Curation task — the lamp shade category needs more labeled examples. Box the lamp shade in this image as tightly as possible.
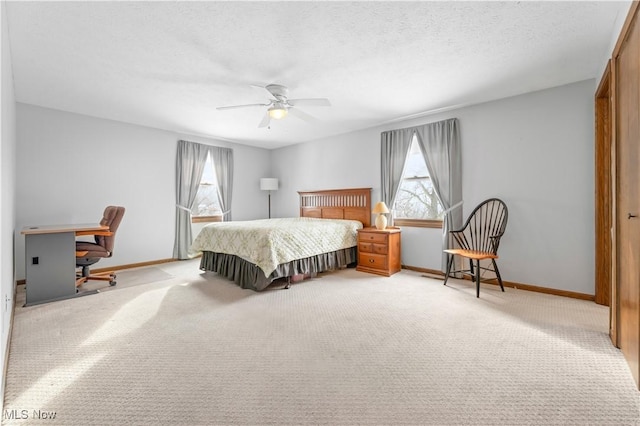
[372,201,390,214]
[260,178,279,191]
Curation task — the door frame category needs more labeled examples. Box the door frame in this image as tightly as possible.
[595,61,616,344]
[595,61,612,308]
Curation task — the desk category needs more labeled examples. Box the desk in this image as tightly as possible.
[21,223,108,306]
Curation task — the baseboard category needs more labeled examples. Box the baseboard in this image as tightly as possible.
[403,265,445,278]
[16,258,178,286]
[401,265,595,302]
[1,279,18,416]
[90,258,178,274]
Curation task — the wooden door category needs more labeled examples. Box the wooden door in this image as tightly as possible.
[616,5,640,387]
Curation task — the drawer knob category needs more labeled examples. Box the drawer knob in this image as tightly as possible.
[369,259,374,263]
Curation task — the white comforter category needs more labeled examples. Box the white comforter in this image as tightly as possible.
[190,217,363,277]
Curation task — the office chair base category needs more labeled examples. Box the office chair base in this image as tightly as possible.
[76,271,117,288]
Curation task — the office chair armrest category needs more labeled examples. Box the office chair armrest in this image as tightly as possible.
[76,230,114,237]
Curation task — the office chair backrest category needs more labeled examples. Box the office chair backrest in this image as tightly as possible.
[96,206,125,256]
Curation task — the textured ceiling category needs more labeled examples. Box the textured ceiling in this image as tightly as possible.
[5,1,630,149]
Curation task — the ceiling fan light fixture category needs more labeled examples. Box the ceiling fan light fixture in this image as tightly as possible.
[268,103,288,120]
[218,84,329,127]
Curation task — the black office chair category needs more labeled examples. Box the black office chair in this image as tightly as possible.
[443,198,508,298]
[75,206,125,288]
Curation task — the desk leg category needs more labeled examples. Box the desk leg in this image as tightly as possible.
[25,232,76,306]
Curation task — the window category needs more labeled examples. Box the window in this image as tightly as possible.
[192,152,223,222]
[393,136,444,228]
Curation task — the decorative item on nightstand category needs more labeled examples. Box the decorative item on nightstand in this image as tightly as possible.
[372,201,390,230]
[260,178,279,218]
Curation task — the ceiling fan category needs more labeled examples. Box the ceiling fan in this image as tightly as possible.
[216,84,331,128]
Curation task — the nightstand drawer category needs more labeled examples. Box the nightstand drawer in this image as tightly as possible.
[359,242,374,253]
[372,243,387,255]
[359,252,388,270]
[359,232,388,244]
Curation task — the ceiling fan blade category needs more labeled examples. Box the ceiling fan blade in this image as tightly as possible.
[250,84,278,100]
[288,107,317,123]
[288,98,331,107]
[258,112,271,128]
[217,103,269,111]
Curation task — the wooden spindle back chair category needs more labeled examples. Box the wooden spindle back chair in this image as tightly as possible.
[443,198,508,297]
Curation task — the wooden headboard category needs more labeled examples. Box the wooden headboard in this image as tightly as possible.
[299,188,372,227]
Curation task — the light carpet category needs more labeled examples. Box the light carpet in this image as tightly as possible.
[3,260,640,425]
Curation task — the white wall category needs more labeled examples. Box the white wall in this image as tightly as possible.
[1,0,17,412]
[271,129,382,219]
[271,80,596,295]
[15,104,271,279]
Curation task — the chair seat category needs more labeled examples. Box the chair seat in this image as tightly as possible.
[76,241,110,258]
[443,249,498,260]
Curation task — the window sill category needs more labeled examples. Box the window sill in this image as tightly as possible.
[192,215,223,223]
[393,218,443,229]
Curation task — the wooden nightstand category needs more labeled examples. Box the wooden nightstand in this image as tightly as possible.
[356,227,401,276]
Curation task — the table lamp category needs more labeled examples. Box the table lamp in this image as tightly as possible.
[372,201,390,230]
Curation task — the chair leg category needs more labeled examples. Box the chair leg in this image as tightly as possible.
[443,254,454,286]
[75,276,87,288]
[492,259,505,292]
[475,259,481,298]
[469,259,474,275]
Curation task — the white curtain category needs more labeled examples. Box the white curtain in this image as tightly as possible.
[173,140,233,259]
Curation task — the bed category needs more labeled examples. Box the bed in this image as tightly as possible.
[191,188,371,290]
